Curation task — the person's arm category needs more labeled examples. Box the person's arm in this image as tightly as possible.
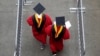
[27,16,33,26]
[63,28,70,40]
[46,14,52,25]
[45,25,52,36]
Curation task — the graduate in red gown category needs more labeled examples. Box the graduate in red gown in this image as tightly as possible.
[45,16,70,56]
[27,3,52,50]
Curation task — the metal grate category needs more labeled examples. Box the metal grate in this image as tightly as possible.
[77,0,85,56]
[14,0,23,56]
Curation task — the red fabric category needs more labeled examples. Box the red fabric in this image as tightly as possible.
[27,14,52,44]
[45,25,70,53]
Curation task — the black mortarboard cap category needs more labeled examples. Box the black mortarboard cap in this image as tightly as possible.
[56,16,65,26]
[33,3,45,14]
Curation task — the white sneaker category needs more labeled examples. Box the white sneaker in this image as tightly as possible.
[40,44,45,50]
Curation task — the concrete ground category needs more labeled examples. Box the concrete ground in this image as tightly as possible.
[0,0,17,56]
[0,0,100,56]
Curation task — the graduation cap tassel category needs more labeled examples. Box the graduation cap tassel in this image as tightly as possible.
[14,0,23,56]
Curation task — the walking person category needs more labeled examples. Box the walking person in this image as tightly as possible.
[27,3,52,50]
[45,16,70,56]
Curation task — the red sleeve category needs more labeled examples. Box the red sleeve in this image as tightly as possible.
[45,14,52,25]
[63,28,70,40]
[27,16,33,26]
[45,25,52,36]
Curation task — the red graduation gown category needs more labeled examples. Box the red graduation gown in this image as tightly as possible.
[45,25,70,53]
[27,14,52,44]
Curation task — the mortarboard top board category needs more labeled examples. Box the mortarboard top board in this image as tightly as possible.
[56,16,65,26]
[33,3,45,15]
